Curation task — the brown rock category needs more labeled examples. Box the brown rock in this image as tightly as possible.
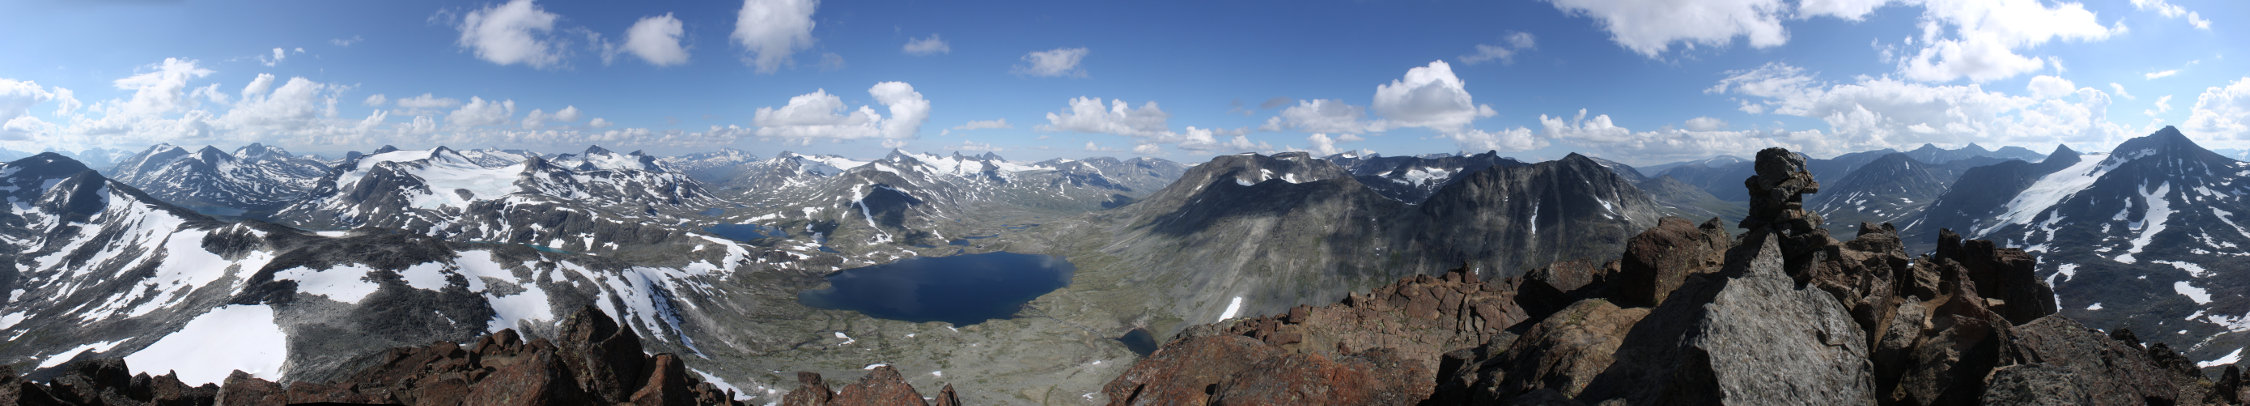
[783,371,835,406]
[557,305,652,403]
[0,365,66,406]
[933,384,961,406]
[2007,315,2183,405]
[1104,335,1282,405]
[1611,216,1730,307]
[1936,229,2057,325]
[1517,259,1609,318]
[1209,349,1428,406]
[466,347,587,406]
[830,366,928,406]
[1468,298,1647,401]
[629,354,695,406]
[216,371,286,406]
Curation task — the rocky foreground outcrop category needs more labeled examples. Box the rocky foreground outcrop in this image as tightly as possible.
[2,307,948,406]
[1109,147,2249,405]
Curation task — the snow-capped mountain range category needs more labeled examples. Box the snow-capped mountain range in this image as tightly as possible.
[0,152,802,389]
[1902,126,2250,365]
[105,143,330,214]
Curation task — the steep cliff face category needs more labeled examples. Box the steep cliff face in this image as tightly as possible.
[1097,152,1661,332]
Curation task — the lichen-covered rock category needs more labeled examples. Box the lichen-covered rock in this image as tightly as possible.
[2006,315,2187,405]
[1581,233,1875,405]
[1103,335,1282,405]
[557,304,652,403]
[1208,349,1428,405]
[1456,298,1647,401]
[1612,217,1730,307]
[1979,364,2090,405]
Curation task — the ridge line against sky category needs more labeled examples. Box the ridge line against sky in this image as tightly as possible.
[0,0,2246,165]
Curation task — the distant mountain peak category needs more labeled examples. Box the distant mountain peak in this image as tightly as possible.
[583,145,613,156]
[2110,125,2220,161]
[11,152,92,175]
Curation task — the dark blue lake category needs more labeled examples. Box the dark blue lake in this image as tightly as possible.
[797,252,1075,326]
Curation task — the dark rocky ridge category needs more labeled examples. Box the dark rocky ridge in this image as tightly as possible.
[1105,147,2240,405]
[0,307,950,406]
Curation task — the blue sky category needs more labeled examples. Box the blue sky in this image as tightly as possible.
[1,0,2244,165]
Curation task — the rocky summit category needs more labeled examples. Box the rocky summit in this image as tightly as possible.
[0,307,789,406]
[1107,147,2240,405]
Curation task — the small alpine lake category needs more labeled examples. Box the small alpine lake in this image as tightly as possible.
[797,252,1075,326]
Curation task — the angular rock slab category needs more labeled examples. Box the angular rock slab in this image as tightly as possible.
[1583,233,1875,405]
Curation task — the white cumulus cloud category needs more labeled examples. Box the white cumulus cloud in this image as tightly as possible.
[621,14,690,66]
[732,0,819,73]
[1372,60,1495,131]
[2184,77,2250,141]
[454,0,566,68]
[1264,99,1375,134]
[1546,0,1790,57]
[752,81,931,141]
[447,97,517,127]
[1709,62,2129,156]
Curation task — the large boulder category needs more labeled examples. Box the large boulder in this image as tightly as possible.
[1611,217,1730,307]
[1579,232,1875,405]
[1455,298,1648,401]
[2004,315,2191,405]
[1516,259,1613,319]
[829,366,928,406]
[1935,229,2057,325]
[1103,335,1284,405]
[557,305,652,403]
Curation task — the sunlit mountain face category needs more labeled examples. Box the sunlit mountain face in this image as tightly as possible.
[4,0,2250,404]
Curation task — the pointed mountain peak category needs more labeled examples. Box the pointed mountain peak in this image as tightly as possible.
[234,142,284,160]
[2111,125,2218,160]
[583,145,614,156]
[1962,143,1990,153]
[196,145,227,156]
[2049,144,2079,159]
[1911,143,1944,152]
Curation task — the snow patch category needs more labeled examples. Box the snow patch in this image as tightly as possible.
[39,341,122,368]
[1985,153,2114,236]
[124,305,289,385]
[2176,281,2213,304]
[2202,347,2244,368]
[397,262,454,291]
[274,264,381,304]
[2116,182,2173,264]
[1217,296,1244,322]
